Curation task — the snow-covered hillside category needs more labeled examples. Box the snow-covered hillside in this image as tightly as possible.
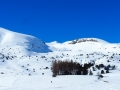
[47,38,120,52]
[0,27,120,90]
[0,27,51,55]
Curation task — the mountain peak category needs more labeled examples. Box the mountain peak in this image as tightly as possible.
[0,27,51,53]
[68,38,109,44]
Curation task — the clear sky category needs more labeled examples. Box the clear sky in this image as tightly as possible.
[0,0,120,43]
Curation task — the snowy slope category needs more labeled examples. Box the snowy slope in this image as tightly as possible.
[47,38,120,52]
[0,27,51,55]
[0,27,120,90]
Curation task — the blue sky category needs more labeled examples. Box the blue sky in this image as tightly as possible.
[0,0,120,43]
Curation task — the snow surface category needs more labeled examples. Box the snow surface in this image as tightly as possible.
[0,27,120,90]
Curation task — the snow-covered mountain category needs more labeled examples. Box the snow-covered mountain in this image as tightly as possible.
[47,38,120,52]
[0,27,120,90]
[0,27,51,55]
